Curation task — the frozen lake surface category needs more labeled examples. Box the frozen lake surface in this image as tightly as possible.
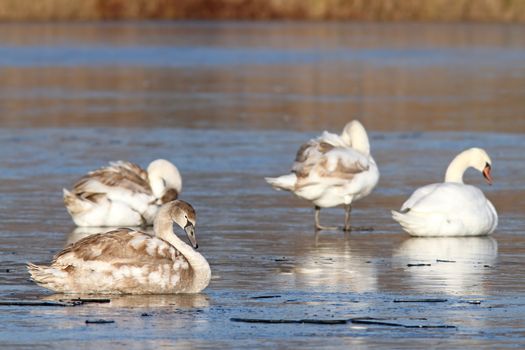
[0,21,524,349]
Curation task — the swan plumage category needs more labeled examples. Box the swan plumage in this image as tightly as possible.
[63,159,182,227]
[266,120,379,231]
[392,148,498,237]
[28,200,211,294]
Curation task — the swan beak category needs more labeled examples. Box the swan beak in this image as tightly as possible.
[482,164,493,185]
[184,224,198,249]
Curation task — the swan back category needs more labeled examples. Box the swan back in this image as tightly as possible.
[148,159,182,203]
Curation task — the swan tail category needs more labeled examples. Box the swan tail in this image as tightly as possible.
[391,210,429,236]
[265,173,297,191]
[63,189,92,215]
[27,263,67,292]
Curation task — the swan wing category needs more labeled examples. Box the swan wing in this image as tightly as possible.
[72,161,152,197]
[315,147,370,179]
[400,183,441,212]
[53,229,182,265]
[394,183,496,236]
[292,139,323,177]
[293,138,368,178]
[29,229,192,293]
[108,161,149,181]
[292,129,352,176]
[317,130,348,147]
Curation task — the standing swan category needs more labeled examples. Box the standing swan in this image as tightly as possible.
[265,120,379,231]
[28,200,211,294]
[392,148,498,237]
[63,159,182,227]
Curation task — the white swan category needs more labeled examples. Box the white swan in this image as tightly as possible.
[28,200,211,294]
[392,147,498,237]
[266,120,379,231]
[63,159,182,227]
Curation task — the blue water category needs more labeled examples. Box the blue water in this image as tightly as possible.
[0,21,524,349]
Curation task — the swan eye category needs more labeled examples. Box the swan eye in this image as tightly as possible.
[485,162,491,169]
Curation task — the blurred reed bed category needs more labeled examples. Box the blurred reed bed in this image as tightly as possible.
[0,0,524,22]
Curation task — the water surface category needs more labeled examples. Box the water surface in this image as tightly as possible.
[0,21,524,349]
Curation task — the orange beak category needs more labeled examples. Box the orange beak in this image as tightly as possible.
[482,164,493,185]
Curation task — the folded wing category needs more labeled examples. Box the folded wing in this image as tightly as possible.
[72,161,151,197]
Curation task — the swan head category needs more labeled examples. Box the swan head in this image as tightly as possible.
[156,200,198,249]
[171,200,197,249]
[147,159,183,204]
[340,120,370,155]
[472,148,493,185]
[445,147,493,185]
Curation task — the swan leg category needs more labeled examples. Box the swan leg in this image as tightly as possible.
[342,204,374,232]
[343,204,352,232]
[314,206,338,231]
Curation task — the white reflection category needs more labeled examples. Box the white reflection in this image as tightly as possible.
[393,237,498,295]
[280,232,377,293]
[66,226,153,246]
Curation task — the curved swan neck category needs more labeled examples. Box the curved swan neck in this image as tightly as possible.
[154,211,211,292]
[444,152,469,183]
[342,121,370,155]
[148,160,183,199]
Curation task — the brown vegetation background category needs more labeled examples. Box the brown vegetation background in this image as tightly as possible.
[0,0,525,22]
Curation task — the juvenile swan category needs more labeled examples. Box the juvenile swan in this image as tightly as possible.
[28,200,211,294]
[266,120,379,231]
[392,148,498,237]
[63,159,182,226]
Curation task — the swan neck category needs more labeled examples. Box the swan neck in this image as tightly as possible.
[149,175,164,198]
[154,216,211,292]
[354,134,370,155]
[444,153,469,183]
[343,128,370,155]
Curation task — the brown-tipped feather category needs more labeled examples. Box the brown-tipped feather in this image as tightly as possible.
[161,188,179,204]
[72,161,152,196]
[292,137,366,180]
[63,189,93,215]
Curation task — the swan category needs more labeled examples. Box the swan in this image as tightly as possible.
[392,148,498,237]
[265,120,379,231]
[28,200,211,294]
[63,159,182,227]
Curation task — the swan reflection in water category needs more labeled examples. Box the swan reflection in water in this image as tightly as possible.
[393,236,498,295]
[277,232,378,293]
[66,226,154,246]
